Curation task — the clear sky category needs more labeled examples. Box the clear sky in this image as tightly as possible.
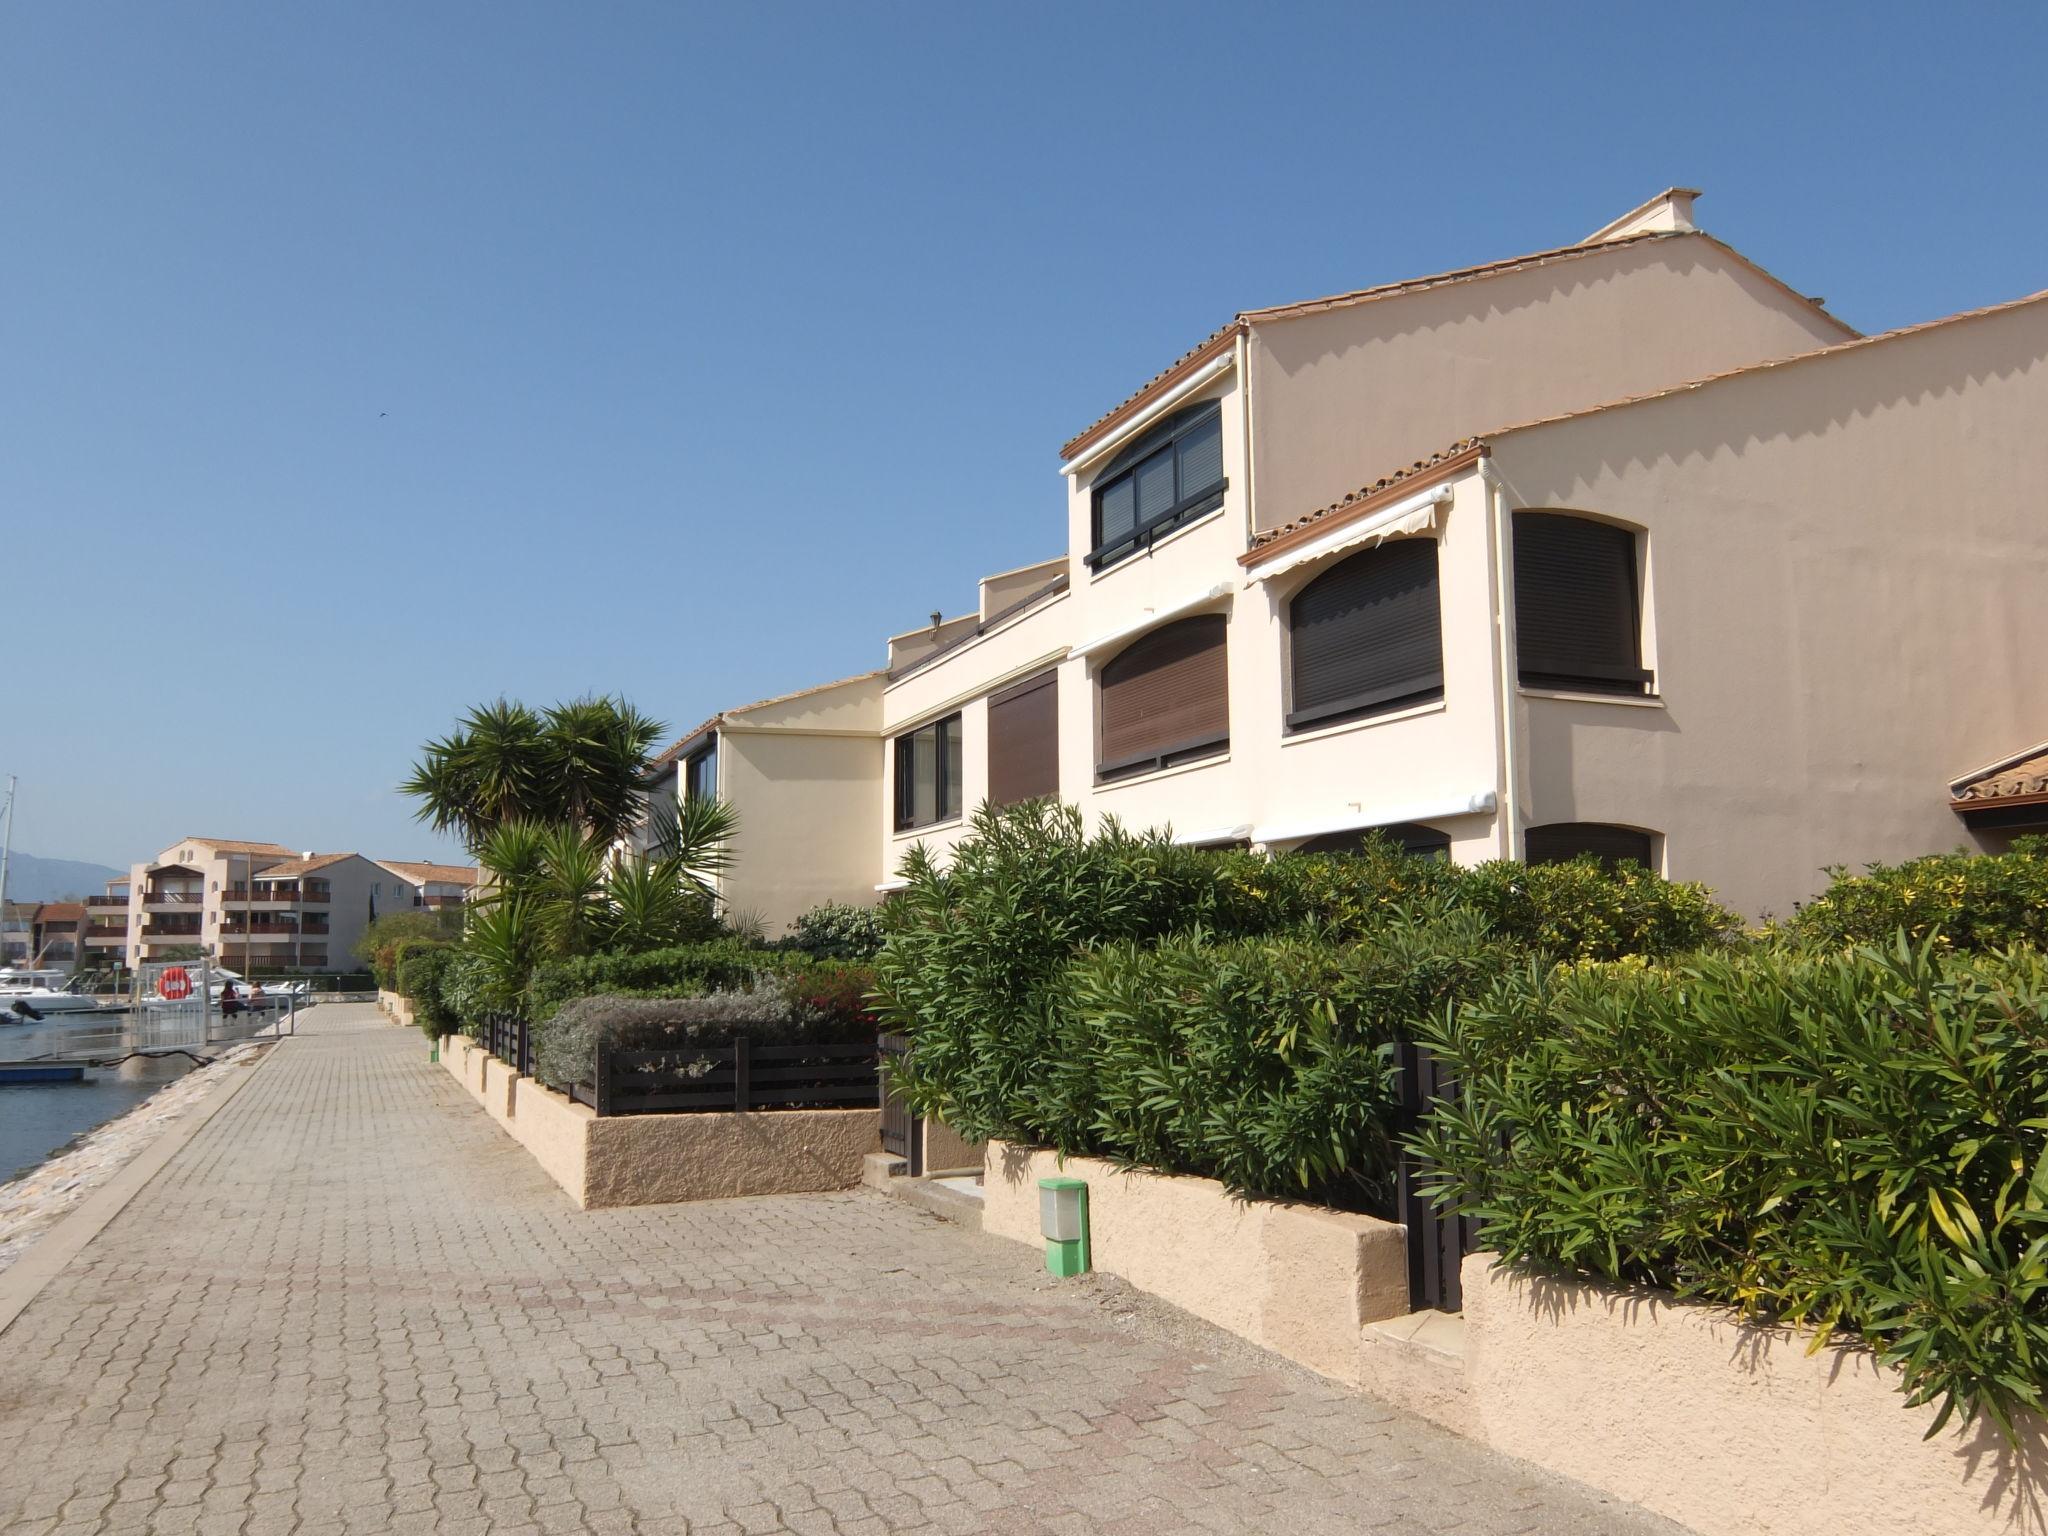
[6,3,2045,869]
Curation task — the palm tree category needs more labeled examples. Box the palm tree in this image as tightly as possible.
[401,695,663,850]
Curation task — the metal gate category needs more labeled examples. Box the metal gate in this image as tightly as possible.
[1395,1041,1482,1312]
[130,958,297,1048]
[878,1032,922,1175]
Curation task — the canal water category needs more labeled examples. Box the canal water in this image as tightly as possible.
[0,1009,274,1184]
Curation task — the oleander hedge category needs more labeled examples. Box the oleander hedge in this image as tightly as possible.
[1780,837,2048,954]
[1410,939,2048,1439]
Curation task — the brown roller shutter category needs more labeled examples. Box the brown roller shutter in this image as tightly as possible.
[1287,538,1443,729]
[987,672,1059,806]
[1512,513,1653,693]
[1524,822,1655,870]
[1097,614,1229,779]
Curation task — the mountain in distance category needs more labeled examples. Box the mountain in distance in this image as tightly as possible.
[1,851,125,903]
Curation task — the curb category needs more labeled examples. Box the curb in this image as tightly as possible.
[0,1041,280,1338]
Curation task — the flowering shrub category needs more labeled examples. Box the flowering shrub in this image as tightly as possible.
[1779,837,2048,953]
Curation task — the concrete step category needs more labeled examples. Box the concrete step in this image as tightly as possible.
[861,1154,985,1229]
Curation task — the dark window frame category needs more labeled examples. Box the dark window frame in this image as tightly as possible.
[1284,538,1446,732]
[1095,614,1231,782]
[1512,512,1655,695]
[894,712,964,832]
[683,740,718,803]
[1086,401,1229,572]
[1295,822,1452,861]
[1523,822,1657,871]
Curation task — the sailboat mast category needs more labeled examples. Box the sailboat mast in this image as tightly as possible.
[0,775,15,947]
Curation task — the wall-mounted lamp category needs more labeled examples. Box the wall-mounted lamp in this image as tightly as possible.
[1038,1175,1090,1278]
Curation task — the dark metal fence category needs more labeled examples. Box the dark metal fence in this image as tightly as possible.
[479,1014,532,1078]
[878,1032,921,1175]
[1395,1040,1482,1312]
[574,1036,880,1118]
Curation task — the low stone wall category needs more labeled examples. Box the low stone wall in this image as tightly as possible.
[982,1141,1407,1383]
[377,990,415,1030]
[1460,1257,2047,1536]
[438,1036,878,1210]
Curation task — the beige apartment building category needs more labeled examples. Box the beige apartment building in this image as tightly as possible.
[870,188,2048,921]
[643,673,887,934]
[87,837,477,973]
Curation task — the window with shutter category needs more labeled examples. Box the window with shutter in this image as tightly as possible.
[894,714,963,831]
[1295,822,1451,860]
[684,741,718,803]
[986,672,1059,807]
[1097,615,1229,780]
[1087,401,1229,570]
[1286,538,1443,730]
[1512,513,1653,694]
[1524,822,1655,870]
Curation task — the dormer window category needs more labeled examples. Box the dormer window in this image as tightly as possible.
[1087,401,1227,570]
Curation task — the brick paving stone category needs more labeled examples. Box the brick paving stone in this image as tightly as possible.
[0,1005,1690,1534]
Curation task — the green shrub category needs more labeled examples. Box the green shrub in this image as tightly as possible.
[785,901,887,959]
[1780,838,2048,953]
[357,908,464,988]
[522,939,795,1020]
[394,942,457,1038]
[1410,938,2048,1439]
[440,948,495,1034]
[533,975,877,1092]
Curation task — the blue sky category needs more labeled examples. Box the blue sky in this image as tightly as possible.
[6,3,2045,869]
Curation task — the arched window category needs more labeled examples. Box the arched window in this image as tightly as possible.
[1512,513,1653,694]
[1296,822,1451,861]
[1286,538,1443,729]
[1524,822,1656,870]
[1088,401,1228,569]
[1097,615,1228,780]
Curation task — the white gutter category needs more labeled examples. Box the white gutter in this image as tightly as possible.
[1480,457,1521,859]
[1253,790,1497,848]
[1242,483,1453,584]
[1071,583,1232,662]
[1060,351,1236,479]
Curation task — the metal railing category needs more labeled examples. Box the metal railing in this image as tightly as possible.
[577,1035,879,1118]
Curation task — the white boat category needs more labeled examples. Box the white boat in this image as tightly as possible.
[0,967,104,1016]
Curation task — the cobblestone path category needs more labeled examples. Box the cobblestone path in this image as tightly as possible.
[0,1006,1683,1535]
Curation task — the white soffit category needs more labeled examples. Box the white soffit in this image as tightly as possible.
[1253,789,1497,847]
[1060,352,1236,479]
[1244,484,1452,584]
[1072,582,1233,661]
[1171,823,1254,847]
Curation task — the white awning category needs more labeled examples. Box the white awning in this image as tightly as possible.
[1171,823,1253,847]
[1253,788,1496,847]
[1244,484,1452,584]
[873,878,911,893]
[1072,583,1232,661]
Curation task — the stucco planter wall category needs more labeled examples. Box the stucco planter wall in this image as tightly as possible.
[438,1036,878,1210]
[982,1141,1408,1383]
[1460,1255,2047,1536]
[379,990,415,1030]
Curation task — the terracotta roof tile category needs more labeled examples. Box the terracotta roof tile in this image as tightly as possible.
[36,902,84,921]
[1953,747,2048,805]
[1248,440,1486,551]
[375,860,479,887]
[255,853,357,879]
[185,837,298,856]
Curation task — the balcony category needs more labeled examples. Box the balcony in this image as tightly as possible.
[141,920,204,940]
[221,918,306,936]
[230,883,333,908]
[86,895,129,909]
[84,930,128,945]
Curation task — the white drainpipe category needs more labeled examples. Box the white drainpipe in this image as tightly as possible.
[1480,456,1522,860]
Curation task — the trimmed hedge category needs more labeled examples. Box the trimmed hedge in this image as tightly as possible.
[877,803,1730,1205]
[522,940,794,1020]
[1411,939,2048,1439]
[1780,837,2048,954]
[532,972,878,1092]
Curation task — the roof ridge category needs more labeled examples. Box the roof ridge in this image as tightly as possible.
[1483,283,2048,443]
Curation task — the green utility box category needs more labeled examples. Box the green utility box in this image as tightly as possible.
[1038,1175,1091,1278]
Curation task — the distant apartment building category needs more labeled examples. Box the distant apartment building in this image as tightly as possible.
[87,837,478,973]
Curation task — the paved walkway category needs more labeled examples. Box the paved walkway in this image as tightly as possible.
[0,1006,1683,1536]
